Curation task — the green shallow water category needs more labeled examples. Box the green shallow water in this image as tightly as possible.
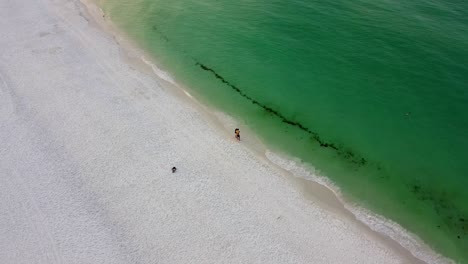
[99,0,468,261]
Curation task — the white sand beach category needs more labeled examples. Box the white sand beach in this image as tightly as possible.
[0,0,444,263]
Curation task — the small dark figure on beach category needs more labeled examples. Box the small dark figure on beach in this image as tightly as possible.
[234,128,240,141]
[172,167,177,173]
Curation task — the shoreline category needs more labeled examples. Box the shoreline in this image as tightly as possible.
[80,1,452,263]
[0,0,452,263]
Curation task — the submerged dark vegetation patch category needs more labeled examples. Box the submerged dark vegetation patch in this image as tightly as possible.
[195,62,367,166]
[410,183,467,240]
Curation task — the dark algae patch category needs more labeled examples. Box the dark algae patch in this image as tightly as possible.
[410,182,468,240]
[195,62,367,166]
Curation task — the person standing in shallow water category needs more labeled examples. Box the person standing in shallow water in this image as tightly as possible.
[235,128,240,141]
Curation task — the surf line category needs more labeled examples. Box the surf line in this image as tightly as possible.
[195,62,367,166]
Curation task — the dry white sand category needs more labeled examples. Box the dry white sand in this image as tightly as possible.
[0,0,443,263]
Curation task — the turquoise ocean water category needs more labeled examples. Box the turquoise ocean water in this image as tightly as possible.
[98,0,468,261]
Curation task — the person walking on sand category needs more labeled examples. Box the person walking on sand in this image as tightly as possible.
[235,128,240,141]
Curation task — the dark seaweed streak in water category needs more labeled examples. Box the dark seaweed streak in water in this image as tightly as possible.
[151,25,361,163]
[152,26,170,42]
[195,62,367,166]
[150,25,357,161]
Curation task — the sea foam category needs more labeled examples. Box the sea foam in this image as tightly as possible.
[140,56,176,85]
[265,150,454,264]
